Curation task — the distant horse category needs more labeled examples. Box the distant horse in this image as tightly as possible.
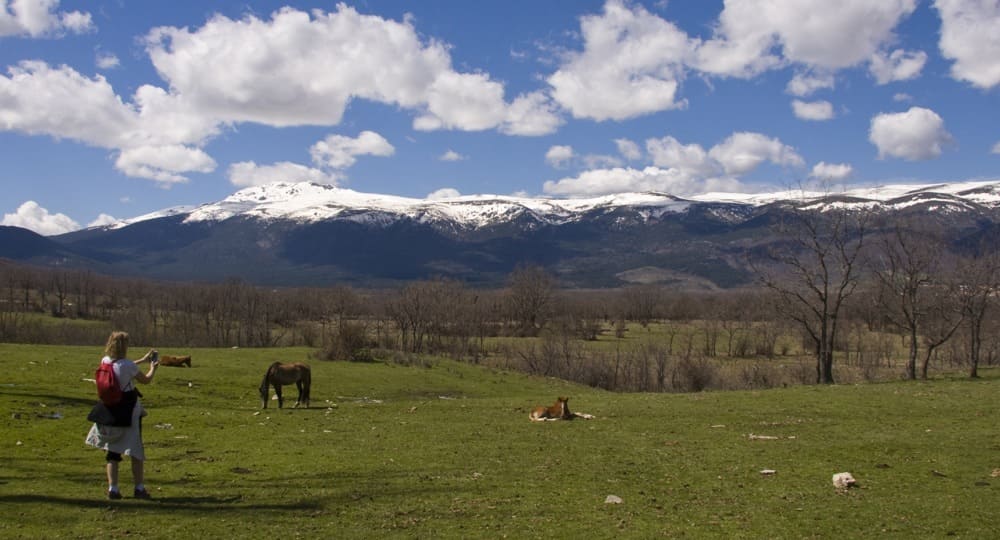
[259,362,311,409]
[158,354,192,367]
[529,396,595,422]
[529,396,572,421]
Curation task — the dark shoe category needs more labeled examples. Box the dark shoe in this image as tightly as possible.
[108,490,122,500]
[133,488,152,500]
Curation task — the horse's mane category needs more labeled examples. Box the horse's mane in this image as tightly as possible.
[260,361,281,390]
[259,361,311,409]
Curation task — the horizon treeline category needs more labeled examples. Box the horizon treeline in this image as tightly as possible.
[2,210,998,390]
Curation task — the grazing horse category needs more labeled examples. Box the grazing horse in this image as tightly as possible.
[158,354,192,367]
[259,362,311,409]
[529,396,595,421]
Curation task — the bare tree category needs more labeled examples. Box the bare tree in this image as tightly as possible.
[919,285,964,379]
[49,270,70,317]
[621,284,661,328]
[387,277,467,353]
[752,206,869,384]
[0,264,25,340]
[869,224,942,379]
[954,252,1000,378]
[505,264,557,336]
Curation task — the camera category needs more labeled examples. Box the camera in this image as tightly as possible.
[151,351,159,364]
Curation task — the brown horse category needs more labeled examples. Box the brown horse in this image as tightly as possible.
[528,396,595,421]
[259,362,311,409]
[529,396,572,421]
[158,354,192,367]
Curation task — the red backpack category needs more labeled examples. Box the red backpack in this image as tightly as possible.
[95,361,123,406]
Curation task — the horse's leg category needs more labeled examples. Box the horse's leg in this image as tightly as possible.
[275,384,283,409]
[294,380,303,408]
[302,370,311,408]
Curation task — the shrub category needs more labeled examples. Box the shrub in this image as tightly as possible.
[672,355,716,392]
[316,321,373,362]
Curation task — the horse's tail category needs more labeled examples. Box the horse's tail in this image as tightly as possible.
[301,365,311,404]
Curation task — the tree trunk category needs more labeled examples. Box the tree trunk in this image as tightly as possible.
[970,323,981,378]
[820,348,835,384]
[906,328,919,380]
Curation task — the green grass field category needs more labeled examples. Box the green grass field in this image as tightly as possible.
[1,343,998,538]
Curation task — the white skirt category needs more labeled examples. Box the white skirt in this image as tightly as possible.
[85,401,147,460]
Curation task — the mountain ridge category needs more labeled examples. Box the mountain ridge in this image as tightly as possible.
[102,179,1000,233]
[3,180,998,288]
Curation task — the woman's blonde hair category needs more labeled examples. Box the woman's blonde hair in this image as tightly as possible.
[104,331,129,360]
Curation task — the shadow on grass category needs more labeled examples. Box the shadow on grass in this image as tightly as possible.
[0,493,321,512]
[5,389,96,408]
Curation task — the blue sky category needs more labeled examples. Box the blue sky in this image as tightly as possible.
[1,0,998,235]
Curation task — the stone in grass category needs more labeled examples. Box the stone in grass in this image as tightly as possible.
[605,495,623,504]
[832,472,857,490]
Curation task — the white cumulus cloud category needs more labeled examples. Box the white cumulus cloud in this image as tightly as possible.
[439,150,465,162]
[646,136,720,177]
[0,61,139,149]
[708,132,805,175]
[144,6,443,127]
[309,131,394,170]
[935,0,1000,88]
[696,0,917,76]
[615,138,642,161]
[0,62,220,183]
[543,166,742,198]
[545,145,574,168]
[869,107,953,160]
[427,188,461,199]
[548,0,916,123]
[0,0,93,37]
[88,213,119,228]
[869,49,927,84]
[145,5,553,135]
[2,200,79,235]
[414,71,507,132]
[810,162,854,180]
[228,161,339,187]
[547,0,694,120]
[115,145,216,185]
[582,154,623,169]
[786,71,835,96]
[792,99,835,121]
[500,91,562,136]
[96,52,120,70]
[544,131,803,197]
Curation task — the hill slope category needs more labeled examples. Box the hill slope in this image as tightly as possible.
[5,179,996,287]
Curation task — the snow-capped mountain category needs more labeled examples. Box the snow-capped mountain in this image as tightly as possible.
[107,179,1000,232]
[110,181,694,231]
[6,179,999,288]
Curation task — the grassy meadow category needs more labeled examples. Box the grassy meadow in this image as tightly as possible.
[1,343,998,538]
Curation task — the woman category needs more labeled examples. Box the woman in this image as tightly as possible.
[85,331,159,500]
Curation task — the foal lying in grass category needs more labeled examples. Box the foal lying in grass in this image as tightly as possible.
[529,396,595,421]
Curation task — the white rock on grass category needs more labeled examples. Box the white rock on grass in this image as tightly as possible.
[832,472,857,489]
